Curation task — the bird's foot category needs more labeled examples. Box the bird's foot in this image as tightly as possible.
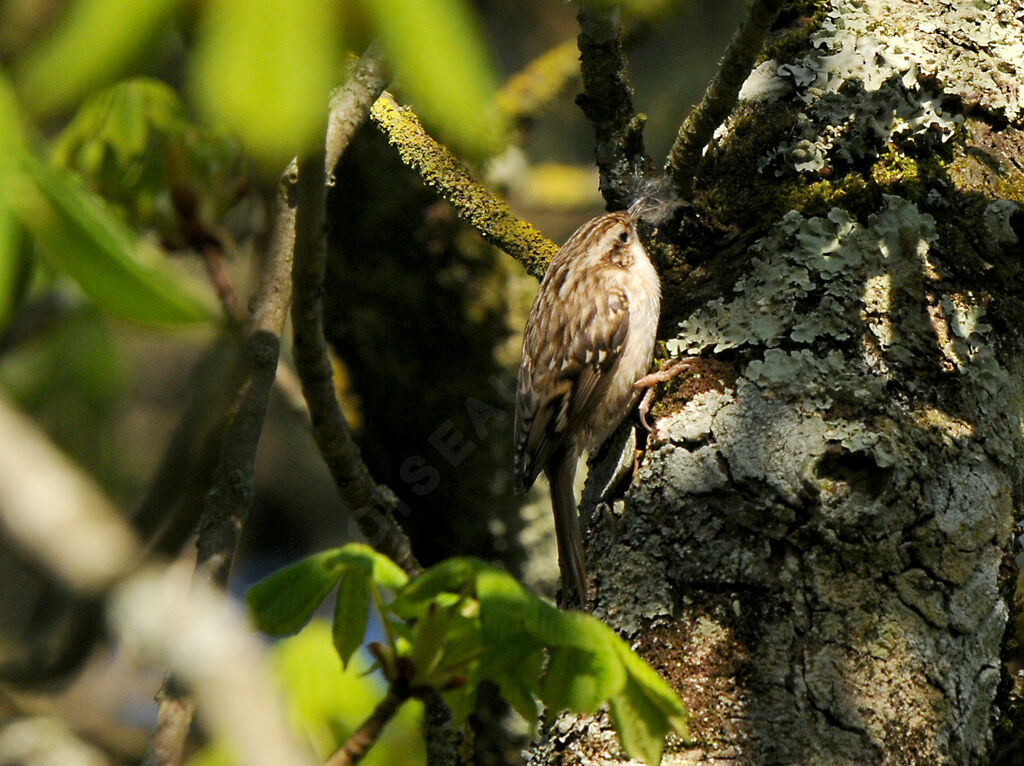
[634,357,698,431]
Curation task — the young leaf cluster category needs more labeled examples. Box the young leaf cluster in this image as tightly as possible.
[0,76,215,328]
[246,544,689,765]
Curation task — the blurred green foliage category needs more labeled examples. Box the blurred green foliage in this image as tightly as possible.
[0,0,511,337]
[0,74,216,328]
[191,0,345,167]
[9,0,506,167]
[52,78,246,241]
[186,621,426,766]
[248,544,690,765]
[12,0,184,118]
[361,0,503,159]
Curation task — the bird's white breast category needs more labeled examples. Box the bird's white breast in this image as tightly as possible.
[579,244,661,450]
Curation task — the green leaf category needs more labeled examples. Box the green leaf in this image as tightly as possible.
[391,557,485,618]
[0,207,30,328]
[266,621,426,765]
[440,679,478,727]
[336,543,409,591]
[612,638,689,737]
[14,0,186,117]
[0,73,28,166]
[52,78,248,240]
[407,602,452,685]
[191,0,343,167]
[51,78,187,192]
[24,160,215,325]
[608,674,677,766]
[246,549,349,636]
[478,564,625,700]
[475,563,685,761]
[540,646,613,714]
[475,566,535,634]
[332,565,371,669]
[358,0,504,158]
[431,602,482,679]
[484,649,542,726]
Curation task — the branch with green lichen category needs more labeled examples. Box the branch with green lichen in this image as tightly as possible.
[369,90,557,280]
[664,0,786,197]
[576,0,651,210]
[496,37,581,123]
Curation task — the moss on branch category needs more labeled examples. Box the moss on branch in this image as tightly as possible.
[369,91,557,280]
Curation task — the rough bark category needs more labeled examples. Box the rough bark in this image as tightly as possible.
[543,1,1024,764]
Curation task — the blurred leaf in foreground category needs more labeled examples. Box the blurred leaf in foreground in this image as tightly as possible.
[13,0,184,117]
[52,78,247,242]
[191,0,344,168]
[26,160,216,326]
[0,73,215,327]
[186,621,426,766]
[360,0,505,158]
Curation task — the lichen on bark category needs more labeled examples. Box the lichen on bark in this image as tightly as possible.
[569,0,1024,763]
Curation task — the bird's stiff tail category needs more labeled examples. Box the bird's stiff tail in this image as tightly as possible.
[546,448,588,608]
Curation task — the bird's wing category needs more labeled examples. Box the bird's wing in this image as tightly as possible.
[513,264,629,491]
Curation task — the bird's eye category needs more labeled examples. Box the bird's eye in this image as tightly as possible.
[617,230,629,243]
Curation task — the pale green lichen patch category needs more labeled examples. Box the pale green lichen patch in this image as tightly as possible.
[668,195,1019,467]
[751,0,967,177]
[879,0,1024,125]
[744,0,1024,178]
[671,197,931,357]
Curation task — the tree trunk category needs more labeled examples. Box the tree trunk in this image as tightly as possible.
[542,1,1024,763]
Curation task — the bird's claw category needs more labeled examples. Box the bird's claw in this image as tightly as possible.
[633,357,698,432]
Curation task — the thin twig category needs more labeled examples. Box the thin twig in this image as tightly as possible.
[200,245,247,325]
[143,678,195,766]
[369,91,557,280]
[193,162,297,587]
[290,51,422,578]
[141,163,300,766]
[327,42,389,176]
[575,0,650,210]
[664,0,786,197]
[323,684,410,766]
[0,395,316,766]
[198,243,309,417]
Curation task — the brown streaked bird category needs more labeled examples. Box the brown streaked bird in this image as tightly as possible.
[513,201,661,608]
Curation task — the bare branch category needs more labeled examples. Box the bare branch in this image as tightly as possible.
[0,396,317,766]
[142,157,301,766]
[290,59,422,578]
[142,678,195,766]
[369,91,557,280]
[193,161,297,587]
[0,394,140,593]
[200,245,247,326]
[664,0,786,197]
[575,0,650,210]
[323,684,409,766]
[327,43,389,176]
[111,569,318,766]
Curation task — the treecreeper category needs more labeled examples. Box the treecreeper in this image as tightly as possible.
[513,194,677,608]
